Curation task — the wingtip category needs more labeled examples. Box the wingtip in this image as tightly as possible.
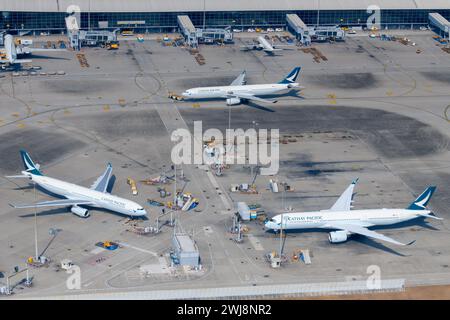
[406,240,416,246]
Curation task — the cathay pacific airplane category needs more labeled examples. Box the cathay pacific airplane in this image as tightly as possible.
[7,150,147,218]
[181,67,303,105]
[240,36,294,55]
[265,179,441,246]
[0,34,65,66]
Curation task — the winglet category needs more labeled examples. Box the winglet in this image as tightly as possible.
[352,177,359,185]
[406,240,416,246]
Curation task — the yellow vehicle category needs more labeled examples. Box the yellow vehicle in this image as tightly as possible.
[127,177,138,195]
[121,29,134,36]
[106,40,119,50]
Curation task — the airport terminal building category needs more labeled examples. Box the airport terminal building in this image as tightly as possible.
[1,0,450,33]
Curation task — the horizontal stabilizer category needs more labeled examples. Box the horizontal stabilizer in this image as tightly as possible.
[5,175,30,179]
[419,213,443,220]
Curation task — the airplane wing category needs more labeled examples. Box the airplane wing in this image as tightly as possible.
[263,48,282,53]
[324,222,415,246]
[327,178,359,212]
[10,199,93,209]
[230,71,246,86]
[12,59,32,64]
[17,47,66,54]
[90,163,113,193]
[229,92,277,104]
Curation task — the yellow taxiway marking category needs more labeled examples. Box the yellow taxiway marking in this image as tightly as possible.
[63,109,71,115]
[327,93,337,105]
[193,103,200,108]
[386,90,393,96]
[103,104,110,111]
[17,123,26,129]
[11,113,20,117]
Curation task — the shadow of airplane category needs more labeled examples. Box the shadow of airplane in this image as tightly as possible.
[21,54,70,61]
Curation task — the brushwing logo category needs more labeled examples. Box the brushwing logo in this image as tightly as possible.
[366,5,381,31]
[66,265,81,290]
[366,265,381,290]
[66,5,81,32]
[415,192,431,209]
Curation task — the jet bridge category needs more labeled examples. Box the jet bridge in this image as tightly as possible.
[178,15,198,47]
[429,12,450,39]
[286,14,311,45]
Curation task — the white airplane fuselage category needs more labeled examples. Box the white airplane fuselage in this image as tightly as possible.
[257,36,276,51]
[265,208,429,231]
[24,171,146,217]
[182,83,299,100]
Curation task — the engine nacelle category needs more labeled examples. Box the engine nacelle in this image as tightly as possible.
[71,205,90,218]
[328,230,348,243]
[226,97,241,106]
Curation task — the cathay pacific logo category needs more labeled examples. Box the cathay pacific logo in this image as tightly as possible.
[415,192,431,208]
[286,71,298,83]
[24,157,34,170]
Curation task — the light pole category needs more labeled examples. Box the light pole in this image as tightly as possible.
[317,0,320,27]
[173,164,177,209]
[33,183,39,261]
[203,0,206,30]
[88,0,91,31]
[279,212,283,259]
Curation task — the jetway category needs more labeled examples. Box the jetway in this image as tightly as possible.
[429,12,450,39]
[308,26,345,42]
[197,28,233,44]
[178,15,233,47]
[286,14,344,44]
[178,15,198,47]
[286,14,311,45]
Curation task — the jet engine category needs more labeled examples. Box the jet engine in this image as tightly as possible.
[71,205,90,218]
[328,230,348,243]
[226,97,241,106]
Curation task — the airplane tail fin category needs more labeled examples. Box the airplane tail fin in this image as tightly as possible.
[20,150,43,176]
[407,186,436,210]
[278,67,301,84]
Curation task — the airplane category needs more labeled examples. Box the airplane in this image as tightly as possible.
[7,150,147,218]
[0,34,65,66]
[240,36,294,55]
[264,178,441,246]
[181,67,303,106]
